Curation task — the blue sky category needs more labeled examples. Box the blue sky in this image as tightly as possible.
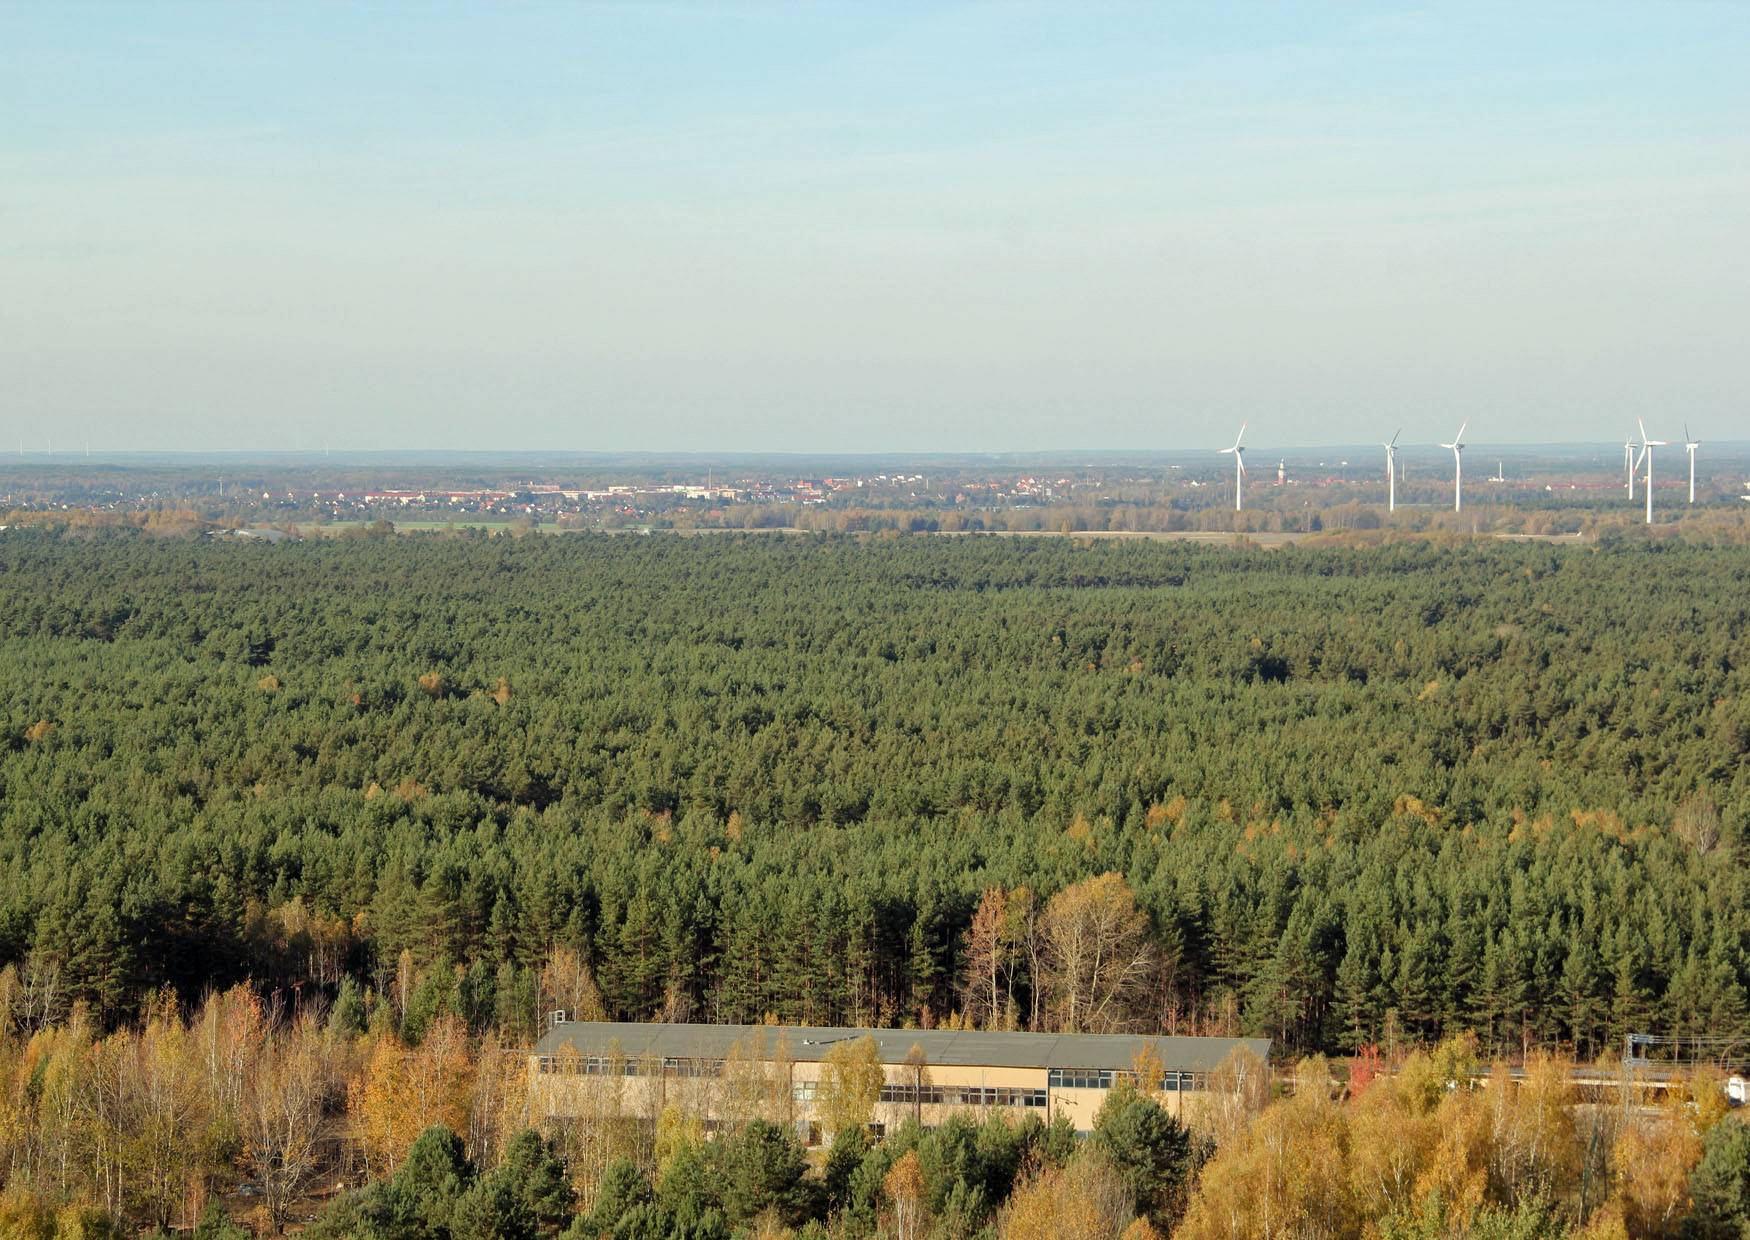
[3,3,1746,452]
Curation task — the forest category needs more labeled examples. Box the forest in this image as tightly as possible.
[1,526,1749,1233]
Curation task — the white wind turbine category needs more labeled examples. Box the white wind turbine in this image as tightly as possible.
[1624,437,1636,498]
[1636,418,1667,525]
[1219,423,1247,512]
[1439,421,1468,512]
[1383,429,1401,512]
[1684,424,1700,504]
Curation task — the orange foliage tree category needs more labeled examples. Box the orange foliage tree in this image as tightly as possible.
[350,1015,474,1176]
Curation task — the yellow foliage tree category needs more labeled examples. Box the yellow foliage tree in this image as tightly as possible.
[1187,1044,1269,1150]
[720,1029,793,1130]
[540,946,606,1025]
[1610,1076,1709,1239]
[1039,874,1155,1034]
[816,1036,884,1136]
[1000,1152,1135,1240]
[1176,1082,1357,1240]
[349,1016,473,1176]
[1486,1054,1580,1207]
[241,1011,338,1228]
[885,1149,927,1240]
[1411,1088,1493,1220]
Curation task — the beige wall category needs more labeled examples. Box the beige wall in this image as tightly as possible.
[530,1053,1209,1136]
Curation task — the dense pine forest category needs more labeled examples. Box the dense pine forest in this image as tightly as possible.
[2,528,1747,1058]
[4,526,1750,1237]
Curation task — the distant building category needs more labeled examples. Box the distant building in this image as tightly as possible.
[529,1020,1269,1143]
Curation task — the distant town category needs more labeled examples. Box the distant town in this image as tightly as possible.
[3,444,1749,538]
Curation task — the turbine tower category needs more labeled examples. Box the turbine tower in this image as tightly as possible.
[1636,419,1667,525]
[1439,421,1468,513]
[1684,424,1700,504]
[1624,438,1636,498]
[1382,429,1401,512]
[1219,423,1247,512]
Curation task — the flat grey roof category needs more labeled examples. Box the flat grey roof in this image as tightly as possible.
[532,1021,1269,1073]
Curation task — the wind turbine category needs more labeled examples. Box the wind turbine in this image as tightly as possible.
[1636,419,1667,525]
[1439,421,1468,512]
[1382,429,1401,512]
[1219,423,1247,512]
[1624,438,1636,498]
[1684,424,1699,504]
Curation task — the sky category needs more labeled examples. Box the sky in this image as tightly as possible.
[3,3,1747,453]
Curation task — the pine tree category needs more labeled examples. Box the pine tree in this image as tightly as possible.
[328,975,366,1037]
[1332,927,1381,1052]
[1557,927,1600,1056]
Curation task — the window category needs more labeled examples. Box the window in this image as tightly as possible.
[877,1084,1046,1108]
[537,1053,726,1078]
[1048,1068,1118,1090]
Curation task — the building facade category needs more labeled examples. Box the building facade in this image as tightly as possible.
[529,1020,1270,1144]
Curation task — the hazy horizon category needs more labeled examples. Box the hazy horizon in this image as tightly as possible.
[6,3,1747,453]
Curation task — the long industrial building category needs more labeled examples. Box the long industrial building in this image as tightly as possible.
[529,1020,1270,1142]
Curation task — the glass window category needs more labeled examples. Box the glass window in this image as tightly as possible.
[1049,1068,1118,1090]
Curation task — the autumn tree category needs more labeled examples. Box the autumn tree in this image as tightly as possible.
[540,947,606,1026]
[901,1043,932,1128]
[960,888,1009,1030]
[467,1035,530,1174]
[351,1015,474,1177]
[1000,1151,1135,1240]
[1187,1044,1270,1150]
[87,998,217,1230]
[885,1149,927,1240]
[1485,1053,1580,1209]
[1040,875,1156,1034]
[816,1036,884,1137]
[1345,1056,1442,1222]
[1610,1068,1722,1238]
[240,1010,338,1229]
[720,1029,793,1131]
[1176,1057,1358,1240]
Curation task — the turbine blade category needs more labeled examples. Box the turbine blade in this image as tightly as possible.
[1638,417,1649,443]
[1454,421,1468,443]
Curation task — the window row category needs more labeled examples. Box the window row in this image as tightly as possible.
[535,1056,1211,1095]
[875,1084,1049,1109]
[535,1054,727,1077]
[1047,1069,1210,1092]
